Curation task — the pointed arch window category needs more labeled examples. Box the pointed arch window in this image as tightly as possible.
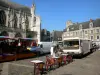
[13,13,18,28]
[8,10,12,27]
[19,15,22,29]
[34,16,36,27]
[0,10,6,27]
[15,32,22,38]
[25,16,29,31]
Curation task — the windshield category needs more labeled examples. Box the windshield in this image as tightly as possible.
[63,39,79,49]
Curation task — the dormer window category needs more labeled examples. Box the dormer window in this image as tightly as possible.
[79,24,82,30]
[89,22,93,28]
[67,27,69,32]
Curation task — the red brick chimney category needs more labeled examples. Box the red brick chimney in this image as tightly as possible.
[90,19,93,22]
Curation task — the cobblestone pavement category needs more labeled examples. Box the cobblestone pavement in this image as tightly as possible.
[46,51,100,75]
[0,51,100,75]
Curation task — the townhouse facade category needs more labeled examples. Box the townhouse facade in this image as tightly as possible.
[62,19,100,43]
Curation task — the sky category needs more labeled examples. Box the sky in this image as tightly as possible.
[11,0,100,31]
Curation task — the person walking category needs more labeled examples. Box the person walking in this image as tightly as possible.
[50,45,56,57]
[56,45,63,57]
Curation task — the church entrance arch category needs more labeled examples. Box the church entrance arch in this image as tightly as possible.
[15,32,22,38]
[0,31,9,36]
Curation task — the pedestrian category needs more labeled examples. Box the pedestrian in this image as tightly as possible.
[50,44,56,57]
[50,44,63,57]
[56,44,63,57]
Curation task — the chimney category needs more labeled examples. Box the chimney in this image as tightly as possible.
[90,19,93,22]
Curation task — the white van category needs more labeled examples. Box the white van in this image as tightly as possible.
[38,42,53,54]
[62,37,92,56]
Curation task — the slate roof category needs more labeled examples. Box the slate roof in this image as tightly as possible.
[82,21,89,29]
[0,0,31,14]
[68,19,100,31]
[93,19,100,27]
[68,24,79,31]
